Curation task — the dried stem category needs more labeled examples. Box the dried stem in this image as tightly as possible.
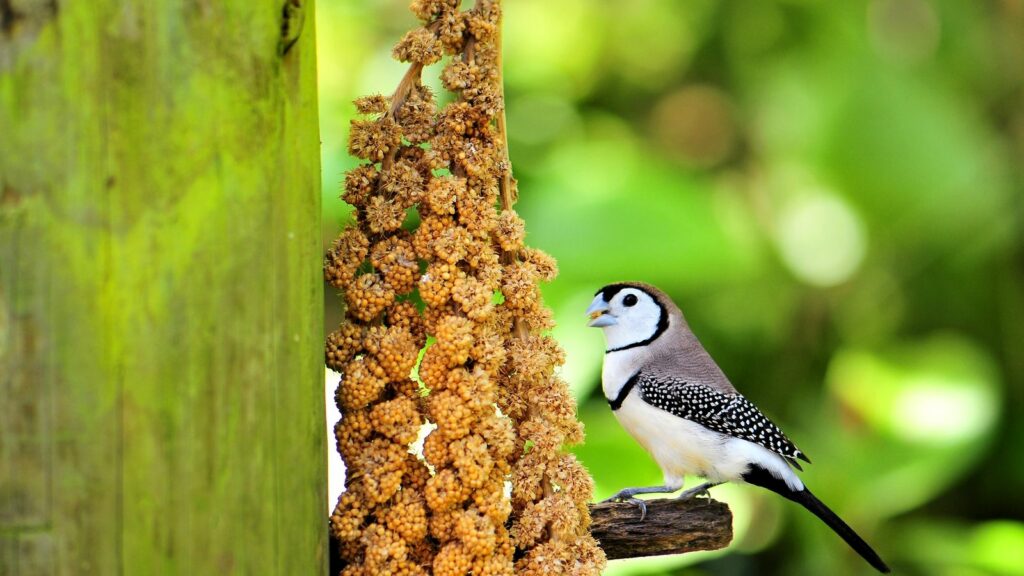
[489,0,555,528]
[380,62,424,173]
[388,63,425,118]
[495,24,515,214]
[493,6,530,343]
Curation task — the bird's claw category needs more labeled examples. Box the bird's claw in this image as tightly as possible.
[628,497,648,521]
[601,492,649,521]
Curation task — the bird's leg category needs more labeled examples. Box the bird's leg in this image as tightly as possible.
[676,481,721,501]
[601,485,680,521]
[603,484,680,501]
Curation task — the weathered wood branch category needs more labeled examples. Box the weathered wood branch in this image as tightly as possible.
[588,498,733,560]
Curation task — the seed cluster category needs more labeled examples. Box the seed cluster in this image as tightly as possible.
[327,1,604,574]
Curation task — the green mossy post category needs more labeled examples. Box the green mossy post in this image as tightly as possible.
[0,1,324,574]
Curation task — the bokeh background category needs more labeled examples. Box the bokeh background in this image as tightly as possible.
[319,1,1024,574]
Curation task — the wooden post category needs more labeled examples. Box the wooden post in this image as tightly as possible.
[0,1,324,574]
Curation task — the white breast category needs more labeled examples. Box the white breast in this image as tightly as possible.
[601,350,640,401]
[609,378,804,492]
[613,392,727,489]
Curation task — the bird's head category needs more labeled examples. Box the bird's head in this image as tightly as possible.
[586,282,672,351]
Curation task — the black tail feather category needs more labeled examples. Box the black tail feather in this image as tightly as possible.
[743,465,891,574]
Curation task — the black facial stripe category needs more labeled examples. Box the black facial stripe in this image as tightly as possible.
[608,372,639,411]
[606,300,670,353]
[596,283,630,302]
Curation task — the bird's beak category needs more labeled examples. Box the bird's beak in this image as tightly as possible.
[586,296,616,327]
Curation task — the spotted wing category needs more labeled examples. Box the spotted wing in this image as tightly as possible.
[636,373,810,466]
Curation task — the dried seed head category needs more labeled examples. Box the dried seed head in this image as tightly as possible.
[495,210,525,253]
[422,301,462,337]
[433,541,473,576]
[455,508,497,557]
[471,553,515,576]
[383,489,429,543]
[466,3,500,42]
[413,214,454,260]
[347,272,396,322]
[434,225,476,265]
[477,411,516,462]
[377,325,421,380]
[409,0,458,22]
[370,396,421,445]
[325,228,369,289]
[425,467,467,512]
[335,408,373,462]
[452,275,493,321]
[423,427,451,467]
[343,164,380,208]
[469,328,506,375]
[348,117,402,162]
[433,314,475,365]
[380,159,425,206]
[354,94,389,115]
[394,27,443,65]
[427,389,476,441]
[362,523,408,572]
[397,84,436,145]
[522,247,558,282]
[338,356,388,411]
[425,176,464,216]
[436,9,468,54]
[450,434,494,490]
[419,262,462,308]
[549,453,595,512]
[354,439,408,505]
[404,455,432,492]
[473,469,513,526]
[365,196,407,234]
[515,540,573,576]
[372,236,420,295]
[328,0,601,570]
[510,450,548,509]
[326,322,365,372]
[429,508,459,541]
[331,489,368,542]
[387,300,426,346]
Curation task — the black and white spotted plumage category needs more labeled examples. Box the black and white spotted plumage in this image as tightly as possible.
[635,373,810,467]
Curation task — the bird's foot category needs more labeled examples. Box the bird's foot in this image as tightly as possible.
[676,482,720,501]
[600,484,679,520]
[676,487,709,501]
[627,498,648,521]
[601,490,649,521]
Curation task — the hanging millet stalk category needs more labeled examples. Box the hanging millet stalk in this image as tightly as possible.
[326,1,606,574]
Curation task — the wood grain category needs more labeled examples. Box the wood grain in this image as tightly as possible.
[0,1,325,573]
[589,498,733,560]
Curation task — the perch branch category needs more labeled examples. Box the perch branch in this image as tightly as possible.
[587,498,733,560]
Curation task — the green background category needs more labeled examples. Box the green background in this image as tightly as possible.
[320,1,1024,575]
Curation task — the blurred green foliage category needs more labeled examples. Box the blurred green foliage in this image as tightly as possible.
[319,1,1024,574]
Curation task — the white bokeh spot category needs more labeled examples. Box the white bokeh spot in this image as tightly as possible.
[776,191,867,287]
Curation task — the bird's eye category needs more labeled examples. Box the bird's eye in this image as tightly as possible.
[623,294,638,307]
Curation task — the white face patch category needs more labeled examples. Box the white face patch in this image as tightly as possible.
[600,288,666,351]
